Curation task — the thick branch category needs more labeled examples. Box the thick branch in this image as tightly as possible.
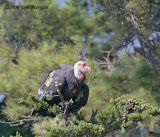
[135,47,160,72]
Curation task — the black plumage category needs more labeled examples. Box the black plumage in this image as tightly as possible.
[38,63,89,113]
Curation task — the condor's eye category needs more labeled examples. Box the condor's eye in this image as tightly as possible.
[82,63,86,66]
[81,63,86,67]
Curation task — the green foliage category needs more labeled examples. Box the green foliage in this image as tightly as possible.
[3,100,30,120]
[10,131,23,137]
[126,0,149,16]
[0,0,102,53]
[19,95,62,116]
[134,62,160,89]
[33,119,105,137]
[0,123,33,137]
[97,96,160,132]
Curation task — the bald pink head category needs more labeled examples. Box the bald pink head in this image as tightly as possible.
[74,61,91,80]
[74,61,91,73]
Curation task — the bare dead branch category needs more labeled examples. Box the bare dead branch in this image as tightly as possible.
[0,116,39,127]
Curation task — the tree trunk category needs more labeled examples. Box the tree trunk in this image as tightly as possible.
[135,35,160,72]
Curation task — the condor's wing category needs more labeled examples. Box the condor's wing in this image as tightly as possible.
[38,69,65,100]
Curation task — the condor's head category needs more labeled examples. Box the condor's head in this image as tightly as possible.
[74,61,91,81]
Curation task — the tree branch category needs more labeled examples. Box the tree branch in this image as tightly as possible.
[0,116,39,126]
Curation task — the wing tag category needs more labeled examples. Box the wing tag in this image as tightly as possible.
[45,77,52,87]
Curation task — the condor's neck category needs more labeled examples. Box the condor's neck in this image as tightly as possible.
[74,69,84,81]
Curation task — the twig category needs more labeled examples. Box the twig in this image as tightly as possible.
[0,117,39,126]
